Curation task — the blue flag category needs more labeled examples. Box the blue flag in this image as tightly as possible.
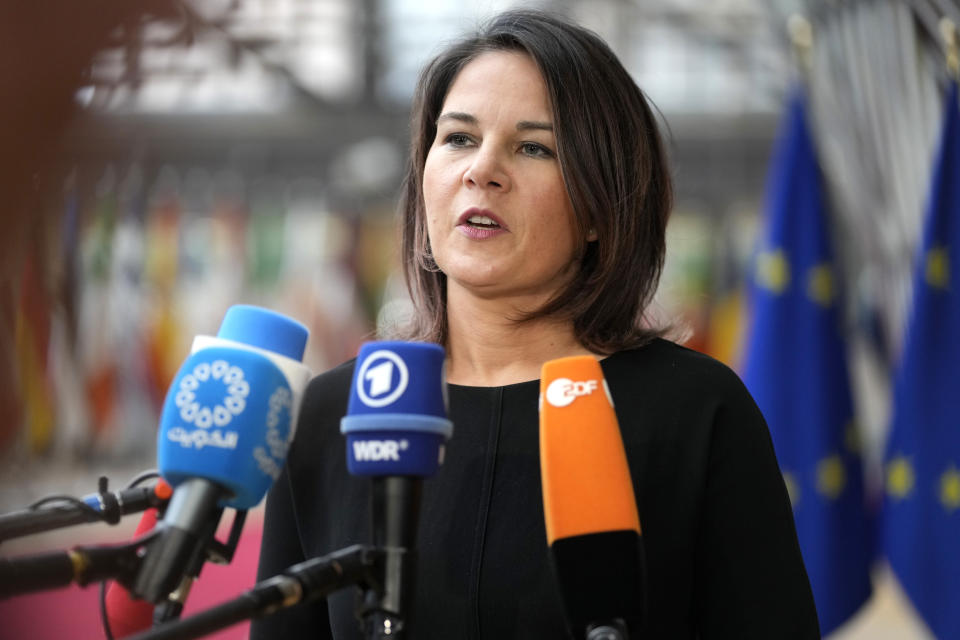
[742,86,873,634]
[883,81,960,640]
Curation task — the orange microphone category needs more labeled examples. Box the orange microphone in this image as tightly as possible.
[104,479,173,638]
[540,356,645,639]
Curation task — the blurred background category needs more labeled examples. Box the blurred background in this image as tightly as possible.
[0,0,954,638]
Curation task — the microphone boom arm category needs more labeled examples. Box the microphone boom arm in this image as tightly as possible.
[0,531,158,599]
[127,544,382,640]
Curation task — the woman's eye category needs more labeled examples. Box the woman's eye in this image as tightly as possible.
[521,142,553,158]
[445,133,473,147]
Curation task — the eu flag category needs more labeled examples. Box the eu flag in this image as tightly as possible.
[883,80,960,640]
[742,86,873,634]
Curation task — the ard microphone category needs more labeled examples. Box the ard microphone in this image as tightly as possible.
[340,341,453,638]
[539,356,645,640]
[132,305,310,603]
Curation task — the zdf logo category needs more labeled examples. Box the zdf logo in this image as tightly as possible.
[356,350,409,408]
[545,378,598,407]
[544,377,615,408]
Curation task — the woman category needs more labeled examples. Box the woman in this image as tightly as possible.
[253,9,819,639]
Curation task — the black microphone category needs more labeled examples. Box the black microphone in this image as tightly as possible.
[131,305,310,603]
[340,341,453,638]
[539,356,646,639]
[0,477,171,543]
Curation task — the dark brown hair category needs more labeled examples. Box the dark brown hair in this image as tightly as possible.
[396,9,673,354]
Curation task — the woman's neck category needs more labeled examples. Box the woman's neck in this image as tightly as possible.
[444,288,597,387]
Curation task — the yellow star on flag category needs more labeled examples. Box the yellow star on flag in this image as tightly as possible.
[816,455,846,499]
[755,249,790,294]
[806,264,835,307]
[925,246,949,289]
[940,466,960,512]
[886,456,915,500]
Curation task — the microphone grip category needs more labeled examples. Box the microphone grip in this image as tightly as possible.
[360,476,422,637]
[133,479,222,602]
[0,551,76,598]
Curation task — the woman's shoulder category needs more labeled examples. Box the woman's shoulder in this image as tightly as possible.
[605,337,746,394]
[295,358,357,440]
[303,358,357,403]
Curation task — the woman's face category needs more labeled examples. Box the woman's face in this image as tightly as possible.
[422,50,580,305]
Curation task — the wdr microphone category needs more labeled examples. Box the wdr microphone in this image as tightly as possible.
[341,341,453,638]
[132,305,310,603]
[539,356,645,640]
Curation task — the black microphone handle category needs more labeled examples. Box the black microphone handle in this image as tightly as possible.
[0,550,75,598]
[0,486,160,543]
[359,476,423,639]
[0,541,145,599]
[132,478,224,602]
[127,545,378,640]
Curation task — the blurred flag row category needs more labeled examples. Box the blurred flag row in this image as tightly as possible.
[742,81,960,638]
[7,168,396,462]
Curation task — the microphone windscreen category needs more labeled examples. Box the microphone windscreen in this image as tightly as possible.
[104,508,159,637]
[539,356,639,545]
[340,341,453,477]
[540,356,646,636]
[157,305,309,510]
[157,347,293,509]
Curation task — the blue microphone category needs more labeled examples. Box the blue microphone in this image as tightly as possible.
[133,305,310,604]
[341,341,452,637]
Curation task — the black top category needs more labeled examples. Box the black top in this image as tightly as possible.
[251,339,819,639]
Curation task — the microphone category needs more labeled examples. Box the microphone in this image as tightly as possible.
[0,477,172,543]
[340,341,453,638]
[539,356,645,640]
[132,305,310,603]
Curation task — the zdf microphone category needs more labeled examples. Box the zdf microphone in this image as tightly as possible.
[132,305,310,603]
[341,341,453,638]
[539,356,645,639]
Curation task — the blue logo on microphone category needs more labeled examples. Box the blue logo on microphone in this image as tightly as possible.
[356,349,409,408]
[159,346,294,509]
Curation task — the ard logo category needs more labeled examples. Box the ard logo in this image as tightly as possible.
[356,350,409,408]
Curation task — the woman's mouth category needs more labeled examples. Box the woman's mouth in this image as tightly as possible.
[457,208,509,239]
[465,214,501,229]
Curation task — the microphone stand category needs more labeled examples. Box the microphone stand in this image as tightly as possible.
[0,508,247,610]
[0,476,168,543]
[0,531,157,599]
[356,476,422,639]
[126,545,382,640]
[125,478,424,640]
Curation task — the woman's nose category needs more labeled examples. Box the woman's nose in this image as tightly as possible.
[463,145,510,191]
